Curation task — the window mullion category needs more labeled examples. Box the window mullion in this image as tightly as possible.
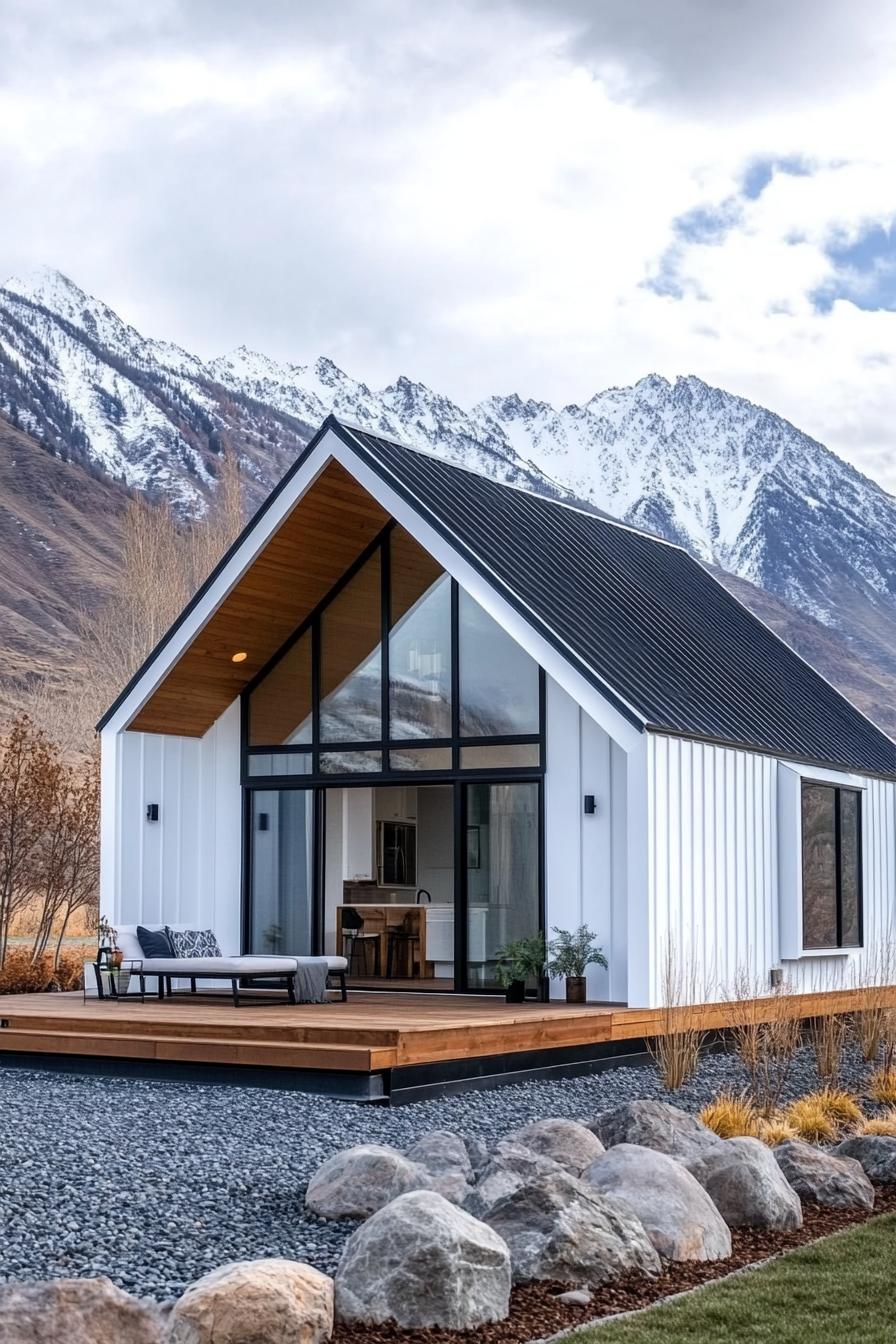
[834,786,843,948]
[381,534,391,752]
[450,579,460,771]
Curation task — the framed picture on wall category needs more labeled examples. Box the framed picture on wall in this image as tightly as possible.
[466,825,481,869]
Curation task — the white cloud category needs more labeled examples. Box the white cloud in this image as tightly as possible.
[0,0,895,488]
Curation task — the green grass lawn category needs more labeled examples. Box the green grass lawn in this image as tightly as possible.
[567,1214,896,1344]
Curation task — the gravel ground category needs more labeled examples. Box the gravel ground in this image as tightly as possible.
[0,1043,877,1299]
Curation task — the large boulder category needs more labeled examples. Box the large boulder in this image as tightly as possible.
[504,1118,605,1175]
[483,1169,661,1286]
[591,1100,722,1165]
[834,1135,896,1183]
[463,1140,566,1219]
[583,1143,732,1262]
[305,1143,429,1219]
[405,1130,474,1203]
[335,1190,511,1330]
[167,1260,333,1344]
[774,1140,874,1210]
[686,1136,803,1230]
[0,1278,163,1344]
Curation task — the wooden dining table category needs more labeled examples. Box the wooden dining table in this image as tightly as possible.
[336,903,428,977]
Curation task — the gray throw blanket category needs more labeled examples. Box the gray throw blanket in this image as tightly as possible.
[293,959,330,1003]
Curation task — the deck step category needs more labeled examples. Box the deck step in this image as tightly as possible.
[0,1010,403,1048]
[0,1027,394,1072]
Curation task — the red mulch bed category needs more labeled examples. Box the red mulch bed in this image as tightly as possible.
[332,1185,896,1344]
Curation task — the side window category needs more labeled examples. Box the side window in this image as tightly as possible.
[801,782,862,949]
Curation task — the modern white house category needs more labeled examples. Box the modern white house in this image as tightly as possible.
[98,416,896,1010]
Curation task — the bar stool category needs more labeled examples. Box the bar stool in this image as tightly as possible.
[341,906,381,976]
[386,911,421,978]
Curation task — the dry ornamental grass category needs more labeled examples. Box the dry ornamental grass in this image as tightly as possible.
[699,1092,759,1139]
[755,1114,798,1146]
[868,1067,896,1105]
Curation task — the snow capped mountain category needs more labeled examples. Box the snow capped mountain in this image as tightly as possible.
[0,269,308,510]
[2,266,896,699]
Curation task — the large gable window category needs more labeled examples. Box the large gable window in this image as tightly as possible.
[801,782,862,950]
[458,589,540,737]
[319,551,382,742]
[242,524,544,781]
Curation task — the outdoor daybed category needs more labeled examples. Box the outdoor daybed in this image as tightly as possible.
[114,925,348,1005]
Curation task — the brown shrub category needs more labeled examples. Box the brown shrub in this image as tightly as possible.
[0,945,84,993]
[52,947,85,991]
[0,948,53,994]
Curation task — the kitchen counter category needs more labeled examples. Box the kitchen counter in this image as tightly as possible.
[336,903,455,978]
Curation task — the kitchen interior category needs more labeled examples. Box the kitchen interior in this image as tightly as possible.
[324,783,494,990]
[323,784,537,994]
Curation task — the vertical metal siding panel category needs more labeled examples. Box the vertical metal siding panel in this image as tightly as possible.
[746,753,757,985]
[691,742,706,993]
[610,742,629,1003]
[179,741,201,927]
[667,736,682,963]
[702,743,718,997]
[724,751,737,982]
[765,756,776,977]
[649,735,666,1004]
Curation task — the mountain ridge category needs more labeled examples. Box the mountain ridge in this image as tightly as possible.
[2,265,895,736]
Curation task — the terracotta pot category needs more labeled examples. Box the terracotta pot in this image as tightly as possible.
[504,979,526,1003]
[565,975,587,1004]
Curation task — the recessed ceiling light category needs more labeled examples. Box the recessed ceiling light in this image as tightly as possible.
[231,650,248,664]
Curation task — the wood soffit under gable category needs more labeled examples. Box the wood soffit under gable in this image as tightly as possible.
[127,460,391,737]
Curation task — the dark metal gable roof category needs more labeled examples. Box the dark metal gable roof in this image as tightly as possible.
[100,413,896,778]
[336,421,896,778]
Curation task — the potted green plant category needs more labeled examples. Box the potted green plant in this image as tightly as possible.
[547,925,607,1004]
[493,934,547,1003]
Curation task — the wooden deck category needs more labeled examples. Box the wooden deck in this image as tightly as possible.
[0,985,891,1082]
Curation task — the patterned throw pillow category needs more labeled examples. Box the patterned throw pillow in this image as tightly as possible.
[165,928,222,959]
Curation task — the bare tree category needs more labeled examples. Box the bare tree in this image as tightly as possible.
[0,717,59,963]
[35,447,246,754]
[30,754,100,964]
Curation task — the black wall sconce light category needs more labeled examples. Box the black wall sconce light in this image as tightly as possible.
[584,795,596,815]
[258,812,269,832]
[146,803,159,822]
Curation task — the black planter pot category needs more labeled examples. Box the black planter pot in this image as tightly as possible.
[505,979,526,1003]
[565,975,587,1004]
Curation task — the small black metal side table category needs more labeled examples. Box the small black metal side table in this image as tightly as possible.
[90,958,145,1002]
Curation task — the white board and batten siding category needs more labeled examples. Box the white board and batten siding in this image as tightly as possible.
[647,732,896,1009]
[100,698,242,954]
[544,676,629,1004]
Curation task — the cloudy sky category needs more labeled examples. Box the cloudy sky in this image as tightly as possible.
[2,0,896,487]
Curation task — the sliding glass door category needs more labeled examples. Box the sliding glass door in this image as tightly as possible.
[464,781,540,991]
[248,789,315,955]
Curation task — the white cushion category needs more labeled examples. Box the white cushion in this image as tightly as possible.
[138,957,300,975]
[115,927,346,975]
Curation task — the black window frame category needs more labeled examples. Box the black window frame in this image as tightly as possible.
[240,522,546,786]
[800,779,863,952]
